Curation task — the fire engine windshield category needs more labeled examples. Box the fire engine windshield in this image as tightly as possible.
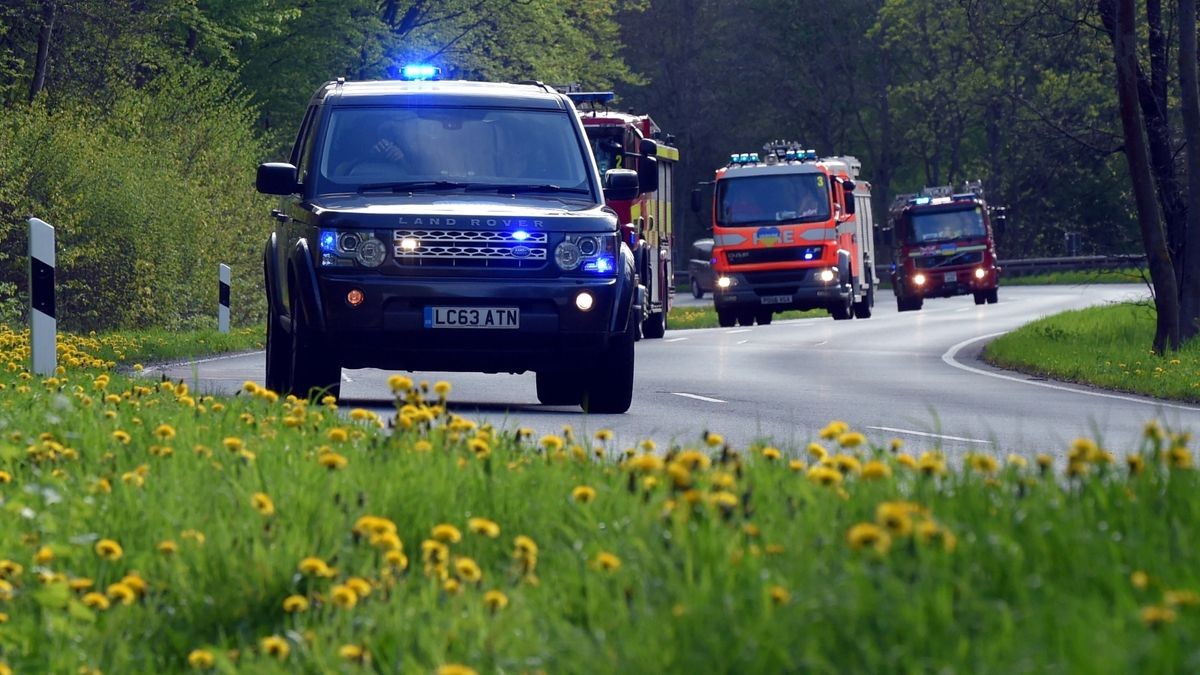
[716,174,830,226]
[909,207,987,244]
[316,107,594,196]
[585,130,626,174]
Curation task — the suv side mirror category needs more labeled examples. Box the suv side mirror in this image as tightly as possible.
[257,163,299,195]
[604,169,640,201]
[637,155,659,194]
[690,188,703,213]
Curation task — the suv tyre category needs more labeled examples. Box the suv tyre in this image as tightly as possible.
[581,320,635,414]
[536,371,584,406]
[289,292,342,400]
[264,295,292,394]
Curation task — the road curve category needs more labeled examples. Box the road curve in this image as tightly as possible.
[156,284,1197,458]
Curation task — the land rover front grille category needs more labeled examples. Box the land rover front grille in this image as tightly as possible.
[392,229,549,268]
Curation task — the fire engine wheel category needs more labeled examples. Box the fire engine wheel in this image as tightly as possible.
[535,371,583,406]
[986,288,999,304]
[288,293,341,401]
[690,276,704,299]
[580,321,635,414]
[756,310,774,325]
[852,286,874,319]
[830,297,853,321]
[642,310,666,339]
[974,291,987,305]
[264,294,292,395]
[897,297,923,312]
[736,310,756,326]
[717,308,737,328]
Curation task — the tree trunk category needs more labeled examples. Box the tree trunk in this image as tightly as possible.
[28,0,58,102]
[1180,0,1200,341]
[1107,0,1180,353]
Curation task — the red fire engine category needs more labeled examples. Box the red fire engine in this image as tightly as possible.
[691,143,877,326]
[888,183,1002,311]
[566,92,679,339]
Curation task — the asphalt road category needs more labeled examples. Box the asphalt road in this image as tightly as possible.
[156,284,1200,459]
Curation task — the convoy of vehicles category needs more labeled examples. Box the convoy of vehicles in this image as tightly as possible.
[692,143,877,326]
[887,183,1002,311]
[255,67,642,412]
[566,92,679,338]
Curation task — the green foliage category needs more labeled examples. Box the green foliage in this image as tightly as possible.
[0,69,269,331]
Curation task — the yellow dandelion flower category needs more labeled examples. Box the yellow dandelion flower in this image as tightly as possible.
[861,460,892,480]
[627,454,664,473]
[819,420,848,440]
[768,585,791,605]
[282,595,309,613]
[221,437,243,453]
[422,539,450,566]
[153,424,176,441]
[298,557,334,578]
[1006,454,1028,468]
[241,380,259,394]
[0,580,12,601]
[259,635,290,660]
[788,459,806,472]
[595,429,614,442]
[181,529,205,545]
[94,539,123,561]
[385,550,409,569]
[806,465,843,487]
[369,531,403,551]
[571,485,597,504]
[1144,420,1165,442]
[434,380,452,396]
[540,435,564,452]
[806,442,828,460]
[387,374,413,393]
[442,577,461,594]
[0,471,10,484]
[1035,453,1053,472]
[895,453,917,469]
[1168,447,1193,469]
[1131,570,1150,590]
[1068,438,1099,462]
[68,578,93,592]
[704,432,724,447]
[187,649,215,669]
[711,491,740,510]
[121,573,147,596]
[639,439,657,452]
[1165,590,1200,607]
[328,427,349,443]
[967,453,999,474]
[112,430,131,444]
[915,520,958,552]
[0,561,23,580]
[318,451,348,469]
[454,557,483,583]
[676,450,712,471]
[846,523,892,553]
[514,535,538,559]
[875,502,915,536]
[338,644,367,662]
[838,431,866,448]
[593,551,622,572]
[250,492,275,517]
[330,584,358,609]
[483,589,509,612]
[105,582,137,605]
[467,517,500,538]
[432,524,462,543]
[1140,605,1177,627]
[436,665,478,675]
[762,447,782,461]
[467,437,490,458]
[81,592,110,610]
[346,576,372,598]
[917,453,946,477]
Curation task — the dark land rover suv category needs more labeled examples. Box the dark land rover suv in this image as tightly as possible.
[256,74,642,413]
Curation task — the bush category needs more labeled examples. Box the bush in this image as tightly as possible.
[0,68,270,331]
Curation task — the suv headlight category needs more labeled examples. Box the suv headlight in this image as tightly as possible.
[556,234,616,274]
[320,229,388,268]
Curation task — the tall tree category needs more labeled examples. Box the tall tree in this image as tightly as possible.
[1180,0,1200,339]
[1103,0,1180,352]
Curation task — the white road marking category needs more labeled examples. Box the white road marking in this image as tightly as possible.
[726,329,752,334]
[942,332,1200,412]
[671,392,727,404]
[867,425,993,444]
[737,340,750,345]
[665,337,689,343]
[139,350,265,374]
[955,306,976,312]
[814,341,828,346]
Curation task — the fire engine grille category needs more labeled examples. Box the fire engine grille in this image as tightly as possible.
[726,246,824,265]
[914,251,983,269]
[392,229,549,269]
[741,270,809,286]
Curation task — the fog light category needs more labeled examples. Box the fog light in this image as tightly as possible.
[717,276,732,289]
[347,289,364,307]
[974,268,986,279]
[913,273,926,286]
[575,291,594,311]
[399,237,419,251]
[818,269,835,283]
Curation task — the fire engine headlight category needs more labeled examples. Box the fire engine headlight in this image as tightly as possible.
[913,273,926,286]
[818,269,835,283]
[717,276,733,289]
[355,237,388,268]
[974,268,986,279]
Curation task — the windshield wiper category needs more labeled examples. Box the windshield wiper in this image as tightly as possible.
[357,180,471,193]
[463,183,590,194]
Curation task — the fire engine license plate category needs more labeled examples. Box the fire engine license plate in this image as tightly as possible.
[944,272,958,283]
[424,307,519,329]
[761,295,792,305]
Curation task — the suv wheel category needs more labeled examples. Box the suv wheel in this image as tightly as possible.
[535,371,583,406]
[289,292,342,400]
[264,296,292,394]
[691,276,704,299]
[581,321,635,414]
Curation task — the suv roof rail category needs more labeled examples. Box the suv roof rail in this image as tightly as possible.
[516,79,553,93]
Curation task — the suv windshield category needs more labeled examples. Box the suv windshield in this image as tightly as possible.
[716,174,830,226]
[909,207,986,244]
[316,107,594,196]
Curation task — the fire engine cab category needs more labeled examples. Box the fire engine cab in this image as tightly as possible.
[888,183,1001,312]
[566,92,679,339]
[692,143,877,326]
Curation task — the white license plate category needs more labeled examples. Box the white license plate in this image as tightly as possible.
[944,272,958,283]
[424,306,519,329]
[761,295,792,305]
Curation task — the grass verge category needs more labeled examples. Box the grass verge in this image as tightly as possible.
[0,325,264,368]
[984,301,1199,402]
[0,327,1197,672]
[669,306,825,329]
[1003,267,1147,286]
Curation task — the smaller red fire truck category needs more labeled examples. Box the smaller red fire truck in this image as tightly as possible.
[692,143,877,326]
[566,92,679,339]
[888,183,1002,312]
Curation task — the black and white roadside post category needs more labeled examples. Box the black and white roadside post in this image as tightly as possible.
[28,217,56,376]
[218,263,231,334]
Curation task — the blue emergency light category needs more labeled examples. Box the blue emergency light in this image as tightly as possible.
[319,230,337,253]
[912,196,932,206]
[512,230,530,241]
[565,92,616,106]
[584,256,615,273]
[400,64,441,80]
